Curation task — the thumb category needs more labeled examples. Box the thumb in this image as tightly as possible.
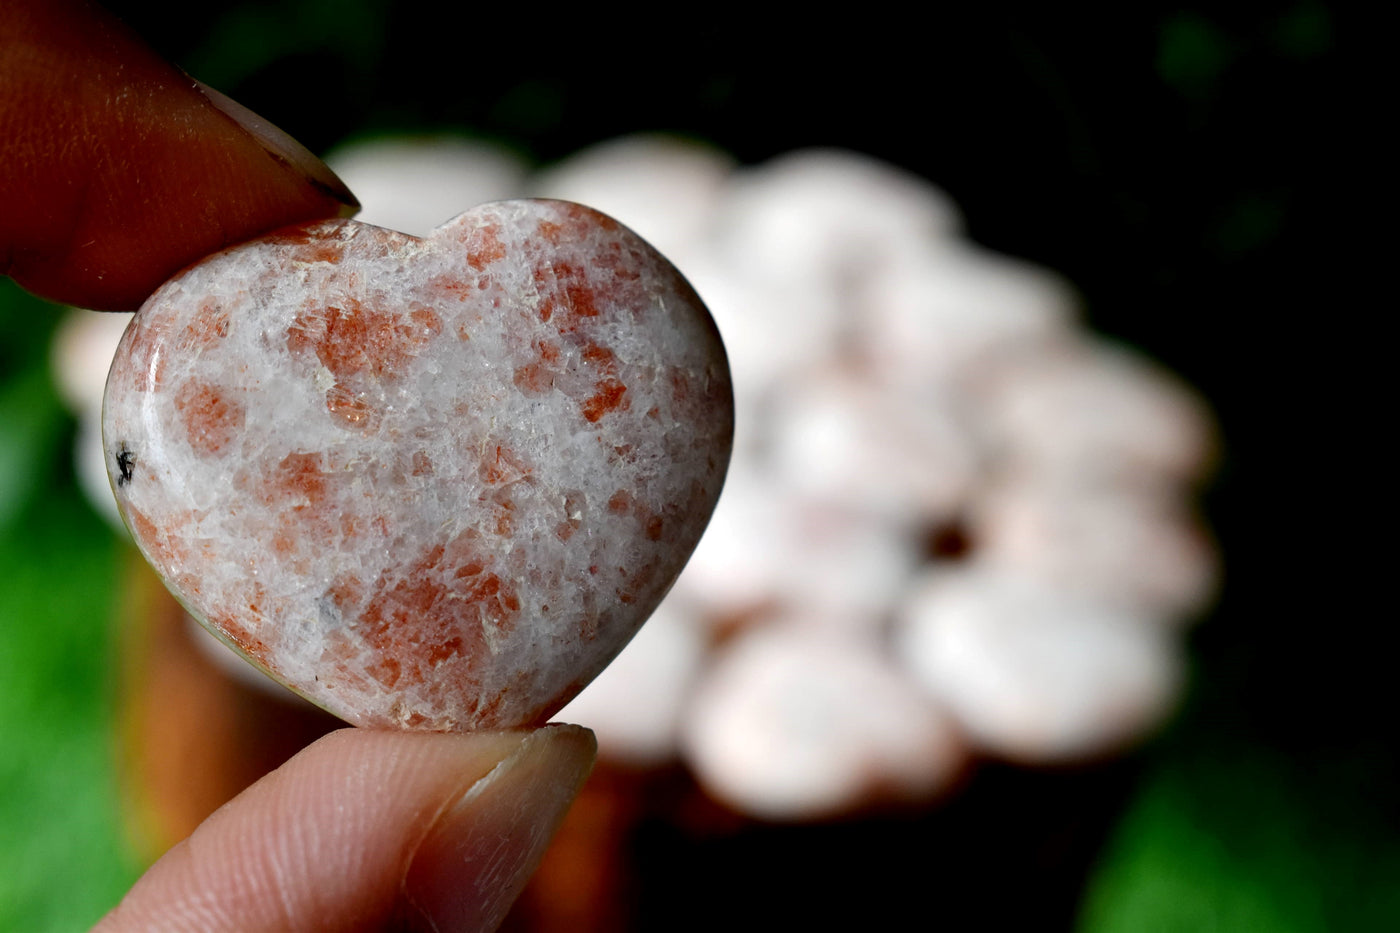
[96,724,596,932]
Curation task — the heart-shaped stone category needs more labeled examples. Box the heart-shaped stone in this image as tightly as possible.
[102,200,733,731]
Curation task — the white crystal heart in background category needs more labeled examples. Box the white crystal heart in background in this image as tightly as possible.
[101,199,734,731]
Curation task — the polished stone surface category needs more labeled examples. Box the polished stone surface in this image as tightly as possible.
[103,200,733,731]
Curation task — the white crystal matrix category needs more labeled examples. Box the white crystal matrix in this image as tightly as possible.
[101,199,734,731]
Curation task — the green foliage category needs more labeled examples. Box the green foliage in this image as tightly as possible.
[0,281,66,532]
[1080,732,1400,933]
[0,282,137,929]
[0,488,137,930]
[1157,13,1233,99]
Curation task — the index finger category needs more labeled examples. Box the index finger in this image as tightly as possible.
[0,0,357,311]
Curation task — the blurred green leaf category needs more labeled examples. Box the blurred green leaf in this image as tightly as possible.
[0,282,70,533]
[180,0,387,88]
[1210,193,1287,255]
[1079,735,1400,933]
[1157,13,1232,98]
[1272,2,1332,60]
[0,366,70,533]
[1,280,135,929]
[0,496,136,930]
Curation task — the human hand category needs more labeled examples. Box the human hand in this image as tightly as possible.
[1,0,356,311]
[3,3,598,930]
[97,726,596,931]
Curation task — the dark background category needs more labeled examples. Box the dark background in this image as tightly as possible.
[4,2,1382,929]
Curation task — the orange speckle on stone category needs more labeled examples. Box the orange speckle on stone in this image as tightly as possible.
[270,451,327,507]
[325,382,378,431]
[582,379,628,422]
[480,445,514,485]
[478,689,510,723]
[304,241,345,263]
[578,339,630,421]
[465,223,506,270]
[268,226,347,265]
[174,571,203,600]
[327,574,363,611]
[303,242,344,263]
[272,528,296,556]
[367,656,402,689]
[178,303,231,354]
[319,629,358,666]
[563,282,600,319]
[535,260,605,333]
[646,516,664,541]
[425,274,474,299]
[356,533,523,692]
[515,337,562,395]
[576,341,628,421]
[212,610,273,667]
[615,560,660,608]
[411,450,434,476]
[581,342,616,367]
[565,201,619,232]
[480,444,532,487]
[607,490,631,514]
[492,496,516,536]
[426,637,466,665]
[555,492,584,542]
[174,378,244,456]
[513,362,554,395]
[592,240,644,283]
[123,317,170,392]
[671,368,692,403]
[125,504,188,569]
[265,225,321,247]
[288,299,438,384]
[410,307,443,336]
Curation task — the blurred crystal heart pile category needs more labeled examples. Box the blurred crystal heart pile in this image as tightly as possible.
[55,135,1216,823]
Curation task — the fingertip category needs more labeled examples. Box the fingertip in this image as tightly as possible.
[97,726,595,932]
[195,80,359,216]
[0,0,357,311]
[401,724,597,932]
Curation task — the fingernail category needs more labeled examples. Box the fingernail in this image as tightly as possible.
[194,80,359,215]
[403,724,596,933]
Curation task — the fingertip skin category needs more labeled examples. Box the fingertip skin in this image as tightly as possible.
[0,0,356,311]
[95,726,595,932]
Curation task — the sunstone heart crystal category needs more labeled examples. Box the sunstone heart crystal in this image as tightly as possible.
[103,199,733,731]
